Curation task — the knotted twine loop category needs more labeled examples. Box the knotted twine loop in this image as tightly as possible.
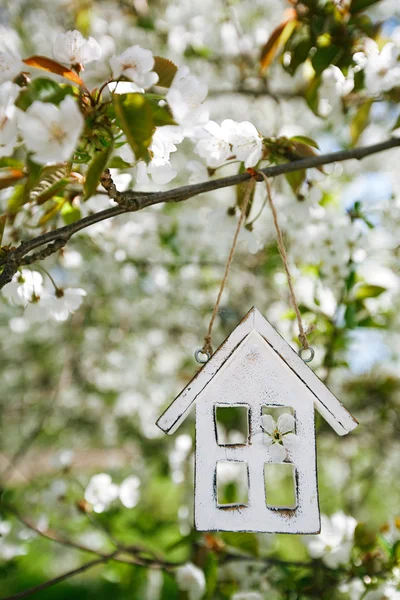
[197,178,256,361]
[257,171,315,360]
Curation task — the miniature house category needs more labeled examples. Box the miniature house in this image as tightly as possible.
[156,307,358,534]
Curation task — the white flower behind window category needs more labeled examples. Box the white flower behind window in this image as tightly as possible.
[110,45,158,91]
[52,30,102,66]
[18,96,84,164]
[303,511,357,568]
[84,473,119,513]
[0,51,22,84]
[261,413,299,462]
[175,563,206,600]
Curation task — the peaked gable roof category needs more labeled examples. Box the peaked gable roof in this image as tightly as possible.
[156,307,358,436]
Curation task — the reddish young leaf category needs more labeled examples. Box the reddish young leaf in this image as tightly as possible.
[23,56,84,86]
[0,168,25,190]
[259,9,297,74]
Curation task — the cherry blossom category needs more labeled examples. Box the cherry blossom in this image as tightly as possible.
[222,119,263,168]
[136,125,184,184]
[166,66,208,131]
[355,41,400,96]
[318,65,354,117]
[17,96,84,164]
[119,475,141,508]
[0,51,22,84]
[52,30,102,66]
[84,473,119,513]
[303,511,357,568]
[50,288,86,321]
[261,413,299,462]
[2,270,43,306]
[110,45,159,90]
[0,82,19,157]
[175,563,206,600]
[195,120,231,167]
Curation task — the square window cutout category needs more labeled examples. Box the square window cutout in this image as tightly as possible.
[264,463,297,509]
[216,461,249,507]
[215,405,249,446]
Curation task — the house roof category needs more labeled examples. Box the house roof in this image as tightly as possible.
[156,306,358,437]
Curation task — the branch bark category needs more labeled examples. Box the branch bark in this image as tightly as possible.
[1,137,399,289]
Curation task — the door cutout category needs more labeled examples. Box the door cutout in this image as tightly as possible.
[216,461,249,507]
[215,405,249,446]
[264,463,297,509]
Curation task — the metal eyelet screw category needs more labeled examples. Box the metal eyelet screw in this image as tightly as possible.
[195,349,211,364]
[299,347,315,363]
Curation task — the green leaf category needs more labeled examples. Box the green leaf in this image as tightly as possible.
[16,77,74,111]
[113,93,155,163]
[391,112,400,132]
[351,99,373,145]
[108,156,133,169]
[84,143,114,200]
[285,169,306,195]
[354,284,386,300]
[344,303,357,329]
[221,532,259,557]
[153,56,178,88]
[290,135,319,149]
[350,0,381,13]
[7,184,27,214]
[311,45,342,75]
[60,201,81,225]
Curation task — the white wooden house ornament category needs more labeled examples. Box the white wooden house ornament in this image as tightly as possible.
[156,307,358,534]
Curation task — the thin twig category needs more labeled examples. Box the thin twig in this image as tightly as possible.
[1,137,399,289]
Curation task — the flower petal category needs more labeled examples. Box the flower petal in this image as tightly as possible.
[277,413,295,434]
[269,443,286,463]
[261,414,276,434]
[282,433,299,451]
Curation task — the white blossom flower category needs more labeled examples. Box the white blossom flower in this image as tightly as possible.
[262,413,299,462]
[303,511,357,568]
[222,119,263,168]
[119,475,140,508]
[195,121,231,167]
[0,81,19,156]
[84,473,119,513]
[0,51,22,84]
[2,270,43,306]
[175,563,206,600]
[110,45,158,90]
[136,125,184,185]
[318,65,354,117]
[364,583,400,600]
[187,160,208,183]
[52,30,102,65]
[50,288,86,321]
[359,41,400,96]
[18,96,84,164]
[166,66,208,131]
[339,579,365,600]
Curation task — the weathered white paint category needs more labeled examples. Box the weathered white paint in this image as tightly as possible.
[155,306,358,533]
[194,330,320,533]
[156,307,358,436]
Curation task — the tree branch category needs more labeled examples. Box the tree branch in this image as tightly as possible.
[1,137,399,289]
[0,553,119,600]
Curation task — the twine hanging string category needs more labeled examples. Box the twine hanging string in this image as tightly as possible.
[198,178,256,360]
[258,171,314,359]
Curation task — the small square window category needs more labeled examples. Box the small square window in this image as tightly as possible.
[215,405,249,446]
[264,463,297,509]
[216,461,249,507]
